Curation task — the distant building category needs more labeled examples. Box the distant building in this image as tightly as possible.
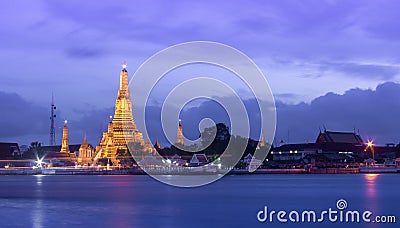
[272,130,397,166]
[395,158,400,166]
[170,154,187,166]
[40,144,80,166]
[41,145,81,154]
[78,135,94,165]
[143,138,156,154]
[256,132,266,149]
[189,154,208,166]
[316,130,364,145]
[0,142,21,159]
[154,138,161,151]
[270,143,315,161]
[40,121,90,166]
[243,153,262,170]
[272,130,365,160]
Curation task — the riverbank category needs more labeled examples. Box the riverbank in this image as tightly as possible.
[1,166,399,175]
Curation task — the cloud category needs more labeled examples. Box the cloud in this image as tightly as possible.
[1,0,400,109]
[1,1,400,147]
[0,90,114,146]
[141,97,264,147]
[354,0,400,41]
[275,82,400,144]
[36,0,400,61]
[0,91,48,140]
[68,106,115,145]
[141,82,400,146]
[1,81,399,147]
[318,61,400,80]
[65,46,106,59]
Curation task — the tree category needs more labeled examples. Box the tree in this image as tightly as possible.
[200,123,230,149]
[198,123,230,156]
[23,142,45,159]
[126,142,145,164]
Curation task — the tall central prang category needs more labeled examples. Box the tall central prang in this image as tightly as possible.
[112,63,143,147]
[94,64,144,165]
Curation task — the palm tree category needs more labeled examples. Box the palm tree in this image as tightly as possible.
[23,142,44,159]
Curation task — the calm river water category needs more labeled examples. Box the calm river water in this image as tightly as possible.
[0,174,398,227]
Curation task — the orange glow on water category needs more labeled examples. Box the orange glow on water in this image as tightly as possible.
[364,174,379,199]
[365,173,379,181]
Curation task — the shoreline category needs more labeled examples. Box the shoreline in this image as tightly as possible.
[0,167,399,175]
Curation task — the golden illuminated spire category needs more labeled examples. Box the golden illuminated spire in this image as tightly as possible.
[112,63,142,147]
[176,119,184,145]
[93,64,145,165]
[107,117,113,135]
[119,63,129,92]
[154,138,161,150]
[143,137,155,153]
[83,133,88,146]
[260,132,265,147]
[78,133,92,164]
[60,120,70,152]
[145,137,151,145]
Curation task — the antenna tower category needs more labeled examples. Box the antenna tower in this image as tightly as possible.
[49,94,56,145]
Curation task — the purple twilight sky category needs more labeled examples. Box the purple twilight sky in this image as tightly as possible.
[0,0,399,146]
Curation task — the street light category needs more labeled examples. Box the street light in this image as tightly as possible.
[365,140,375,165]
[35,157,45,168]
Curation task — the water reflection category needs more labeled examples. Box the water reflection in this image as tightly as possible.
[32,199,43,228]
[363,173,379,216]
[364,173,379,198]
[35,174,44,186]
[1,175,396,227]
[32,175,44,228]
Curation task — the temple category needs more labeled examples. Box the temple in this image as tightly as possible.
[40,64,159,166]
[154,138,161,151]
[143,137,157,154]
[60,120,70,153]
[176,119,184,145]
[93,64,145,165]
[77,135,94,165]
[40,120,80,166]
[257,132,266,149]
